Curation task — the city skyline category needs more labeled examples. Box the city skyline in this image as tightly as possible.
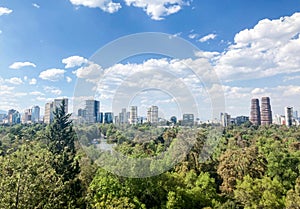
[1,96,300,127]
[0,1,300,119]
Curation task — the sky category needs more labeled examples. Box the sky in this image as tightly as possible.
[0,0,300,120]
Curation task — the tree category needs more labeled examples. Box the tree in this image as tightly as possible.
[46,100,79,182]
[217,146,266,194]
[234,175,285,209]
[285,177,300,208]
[0,142,65,209]
[45,100,83,208]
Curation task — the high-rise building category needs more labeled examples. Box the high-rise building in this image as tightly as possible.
[234,116,249,126]
[261,97,272,125]
[285,106,293,127]
[85,100,100,123]
[147,106,158,124]
[8,109,21,125]
[104,112,113,124]
[129,106,138,125]
[44,98,68,124]
[44,102,53,124]
[220,113,231,127]
[119,108,128,124]
[22,108,32,124]
[293,110,298,120]
[250,98,261,125]
[31,106,40,123]
[182,114,194,126]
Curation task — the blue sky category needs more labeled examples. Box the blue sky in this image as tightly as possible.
[1,0,300,120]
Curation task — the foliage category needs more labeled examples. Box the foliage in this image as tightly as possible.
[0,123,300,208]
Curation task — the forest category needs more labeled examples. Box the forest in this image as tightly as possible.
[0,104,300,209]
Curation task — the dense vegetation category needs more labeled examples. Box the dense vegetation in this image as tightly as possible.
[1,106,300,208]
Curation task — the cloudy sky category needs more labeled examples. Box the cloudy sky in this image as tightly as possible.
[1,0,300,120]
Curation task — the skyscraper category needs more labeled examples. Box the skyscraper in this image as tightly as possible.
[85,100,100,123]
[119,108,128,124]
[44,98,68,124]
[104,112,113,124]
[44,102,54,124]
[22,108,32,124]
[260,97,272,125]
[31,106,40,123]
[129,106,138,125]
[220,112,231,127]
[285,106,293,127]
[147,106,158,124]
[250,98,261,125]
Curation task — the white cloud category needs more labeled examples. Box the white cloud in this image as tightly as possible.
[124,0,189,20]
[69,0,121,13]
[39,69,66,81]
[9,61,36,69]
[62,55,88,68]
[0,7,12,16]
[32,3,40,8]
[66,76,72,83]
[5,77,23,85]
[29,78,37,85]
[198,33,217,42]
[44,86,62,95]
[188,33,197,39]
[73,63,102,79]
[29,91,44,96]
[215,12,300,81]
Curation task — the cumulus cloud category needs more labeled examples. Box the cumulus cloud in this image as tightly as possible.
[69,0,121,13]
[124,0,189,20]
[9,61,36,69]
[39,69,66,81]
[29,78,37,85]
[215,12,300,81]
[66,76,72,83]
[73,63,102,79]
[5,77,23,85]
[0,7,12,16]
[199,33,217,42]
[44,86,62,95]
[69,0,191,20]
[62,55,88,68]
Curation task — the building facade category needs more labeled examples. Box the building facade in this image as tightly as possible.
[220,112,231,127]
[250,98,261,125]
[182,114,194,126]
[129,106,138,125]
[44,98,68,124]
[285,106,293,127]
[31,106,40,123]
[147,106,158,124]
[260,97,272,125]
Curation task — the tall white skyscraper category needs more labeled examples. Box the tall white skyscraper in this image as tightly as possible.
[147,106,158,124]
[220,112,231,127]
[129,106,138,125]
